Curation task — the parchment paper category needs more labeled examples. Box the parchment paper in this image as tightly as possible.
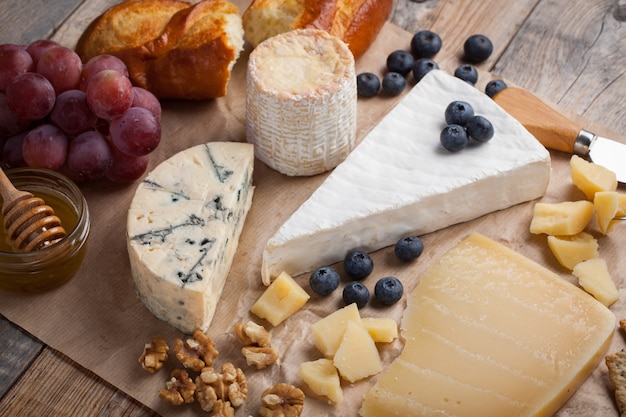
[1,16,625,417]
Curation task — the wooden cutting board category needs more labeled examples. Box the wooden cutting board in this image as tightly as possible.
[0,8,625,417]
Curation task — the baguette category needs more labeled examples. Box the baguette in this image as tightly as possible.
[75,0,244,100]
[242,0,392,59]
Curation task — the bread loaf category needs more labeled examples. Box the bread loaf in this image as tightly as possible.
[75,0,244,100]
[242,0,392,60]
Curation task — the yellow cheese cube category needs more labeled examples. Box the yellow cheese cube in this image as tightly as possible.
[530,200,594,235]
[594,191,619,235]
[298,358,343,404]
[573,258,618,307]
[250,271,310,326]
[547,232,599,270]
[333,321,382,383]
[570,155,617,200]
[311,303,361,357]
[361,317,398,343]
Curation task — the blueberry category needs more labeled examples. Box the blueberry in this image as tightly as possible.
[466,115,495,142]
[343,250,373,280]
[309,266,341,296]
[343,281,370,308]
[356,72,380,97]
[394,236,424,262]
[463,34,493,63]
[382,72,406,96]
[386,50,414,76]
[374,276,404,306]
[412,58,439,82]
[454,64,478,85]
[410,30,442,58]
[440,124,469,152]
[485,79,507,98]
[444,101,474,126]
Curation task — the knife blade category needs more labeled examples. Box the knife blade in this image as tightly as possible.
[493,87,626,183]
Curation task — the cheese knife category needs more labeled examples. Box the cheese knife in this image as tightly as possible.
[493,87,626,184]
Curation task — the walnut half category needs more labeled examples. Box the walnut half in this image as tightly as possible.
[159,369,196,406]
[174,329,219,371]
[234,321,272,347]
[234,321,278,369]
[139,337,169,373]
[212,399,234,417]
[259,383,305,417]
[242,346,279,369]
[196,363,248,413]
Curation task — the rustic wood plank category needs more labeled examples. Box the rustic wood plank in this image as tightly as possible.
[0,0,624,416]
[0,316,43,398]
[388,0,441,33]
[385,0,543,93]
[0,348,159,417]
[391,0,541,63]
[51,0,132,48]
[0,0,85,45]
[493,0,626,136]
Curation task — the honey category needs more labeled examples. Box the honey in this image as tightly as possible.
[0,191,78,253]
[0,168,90,292]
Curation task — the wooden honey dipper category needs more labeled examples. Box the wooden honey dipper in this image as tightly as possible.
[0,167,67,252]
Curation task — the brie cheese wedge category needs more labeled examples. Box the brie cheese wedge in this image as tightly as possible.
[127,142,254,333]
[261,70,550,284]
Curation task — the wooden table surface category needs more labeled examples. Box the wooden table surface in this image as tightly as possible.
[1,0,624,416]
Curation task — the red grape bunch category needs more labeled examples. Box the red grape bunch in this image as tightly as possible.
[0,39,162,183]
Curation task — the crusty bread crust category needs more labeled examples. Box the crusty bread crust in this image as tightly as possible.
[75,0,244,100]
[75,0,191,58]
[242,0,392,60]
[334,0,393,60]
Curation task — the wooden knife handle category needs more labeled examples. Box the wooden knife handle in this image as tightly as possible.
[493,87,582,153]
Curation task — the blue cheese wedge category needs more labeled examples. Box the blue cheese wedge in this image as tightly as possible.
[261,70,551,284]
[127,142,254,333]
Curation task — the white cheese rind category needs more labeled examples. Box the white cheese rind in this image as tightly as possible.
[127,142,254,333]
[246,28,357,177]
[261,70,551,284]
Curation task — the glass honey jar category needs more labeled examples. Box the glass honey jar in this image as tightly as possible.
[0,168,90,292]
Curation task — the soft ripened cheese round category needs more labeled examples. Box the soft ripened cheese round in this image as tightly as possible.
[361,233,615,417]
[261,70,551,285]
[246,28,357,176]
[127,142,254,334]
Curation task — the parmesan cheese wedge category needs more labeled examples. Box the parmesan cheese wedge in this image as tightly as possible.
[570,155,618,200]
[573,258,619,307]
[361,233,615,417]
[249,270,310,326]
[530,200,595,236]
[333,320,382,383]
[594,191,620,234]
[547,232,599,270]
[298,358,343,404]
